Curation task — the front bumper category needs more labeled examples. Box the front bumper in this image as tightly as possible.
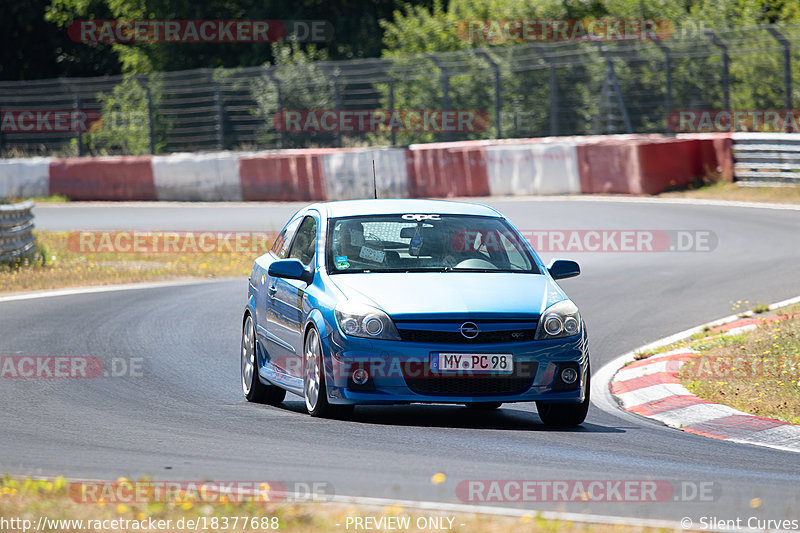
[322,329,589,405]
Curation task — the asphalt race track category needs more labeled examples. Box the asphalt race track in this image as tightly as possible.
[2,197,799,523]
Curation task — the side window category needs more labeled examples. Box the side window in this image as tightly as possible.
[270,217,302,259]
[288,216,318,266]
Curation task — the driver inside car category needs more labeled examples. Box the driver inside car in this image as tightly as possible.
[336,220,385,266]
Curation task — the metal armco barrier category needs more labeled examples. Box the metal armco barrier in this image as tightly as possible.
[733,133,800,184]
[0,200,36,262]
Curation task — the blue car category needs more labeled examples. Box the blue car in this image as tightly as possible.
[241,199,589,426]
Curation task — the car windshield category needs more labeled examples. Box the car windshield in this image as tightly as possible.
[327,214,540,274]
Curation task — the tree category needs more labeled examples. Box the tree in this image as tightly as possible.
[43,0,434,76]
[0,0,120,80]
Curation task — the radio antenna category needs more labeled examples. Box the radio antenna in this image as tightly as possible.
[372,159,377,199]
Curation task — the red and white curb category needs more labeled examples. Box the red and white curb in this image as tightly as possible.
[593,295,800,453]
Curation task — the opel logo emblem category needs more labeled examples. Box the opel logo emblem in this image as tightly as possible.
[401,214,441,221]
[460,322,479,339]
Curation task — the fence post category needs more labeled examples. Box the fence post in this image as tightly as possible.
[145,85,155,155]
[533,46,558,137]
[704,30,730,111]
[332,71,342,147]
[653,40,673,131]
[765,26,793,129]
[73,93,84,156]
[265,69,284,149]
[474,49,502,139]
[214,81,224,150]
[426,54,451,141]
[388,78,396,147]
[594,43,633,134]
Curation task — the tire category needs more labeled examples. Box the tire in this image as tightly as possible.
[465,402,502,410]
[304,327,353,418]
[241,314,286,405]
[536,364,590,427]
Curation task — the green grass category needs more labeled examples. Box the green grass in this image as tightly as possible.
[659,181,800,203]
[0,195,69,204]
[680,314,800,424]
[0,231,262,293]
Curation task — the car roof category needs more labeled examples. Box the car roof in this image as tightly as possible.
[309,199,502,219]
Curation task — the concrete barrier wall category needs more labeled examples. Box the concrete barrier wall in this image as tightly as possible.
[486,142,580,195]
[323,148,408,200]
[577,134,733,194]
[49,156,157,201]
[406,142,490,197]
[0,158,51,198]
[0,133,733,201]
[239,151,328,202]
[153,152,242,201]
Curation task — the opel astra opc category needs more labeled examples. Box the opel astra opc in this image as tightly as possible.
[241,199,589,425]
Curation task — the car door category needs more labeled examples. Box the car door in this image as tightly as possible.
[256,215,301,373]
[265,214,318,378]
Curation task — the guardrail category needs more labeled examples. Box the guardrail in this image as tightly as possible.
[733,133,800,184]
[0,200,36,263]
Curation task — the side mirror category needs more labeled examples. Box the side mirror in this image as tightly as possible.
[547,259,580,280]
[268,259,314,284]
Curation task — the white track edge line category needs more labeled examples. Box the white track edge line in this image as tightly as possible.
[0,279,213,303]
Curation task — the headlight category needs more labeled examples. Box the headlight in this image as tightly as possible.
[536,299,581,340]
[334,302,400,340]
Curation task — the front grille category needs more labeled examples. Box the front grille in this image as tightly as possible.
[397,328,536,344]
[403,362,537,397]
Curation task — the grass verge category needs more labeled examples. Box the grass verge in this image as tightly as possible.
[658,181,800,203]
[679,310,800,424]
[0,231,262,294]
[0,476,668,533]
[0,195,69,204]
[632,303,800,425]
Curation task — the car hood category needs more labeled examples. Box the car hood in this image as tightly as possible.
[328,272,567,319]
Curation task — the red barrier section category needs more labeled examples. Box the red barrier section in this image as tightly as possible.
[49,156,157,201]
[405,142,490,197]
[678,133,733,182]
[636,139,700,194]
[239,151,327,201]
[577,135,733,194]
[576,141,640,194]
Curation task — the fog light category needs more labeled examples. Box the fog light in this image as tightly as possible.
[561,367,578,385]
[352,368,370,385]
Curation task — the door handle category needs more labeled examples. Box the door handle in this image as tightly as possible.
[267,284,277,296]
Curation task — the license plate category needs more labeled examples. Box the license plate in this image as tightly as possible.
[431,353,513,374]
